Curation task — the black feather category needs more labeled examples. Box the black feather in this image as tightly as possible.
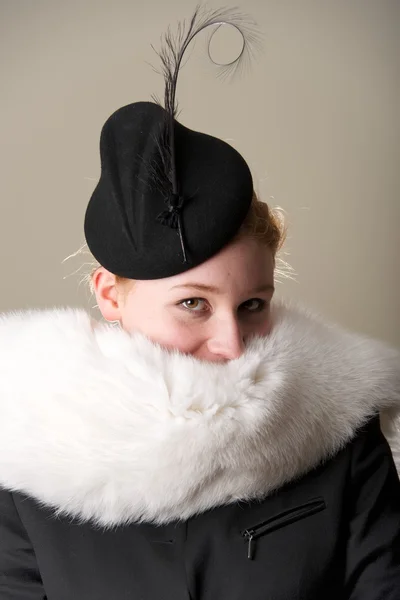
[150,5,262,263]
[152,5,262,194]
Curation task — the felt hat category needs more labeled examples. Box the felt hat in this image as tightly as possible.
[84,8,257,279]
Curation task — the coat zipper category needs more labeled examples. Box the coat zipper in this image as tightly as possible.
[242,497,326,560]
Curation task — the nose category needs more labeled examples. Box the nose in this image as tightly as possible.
[207,315,245,361]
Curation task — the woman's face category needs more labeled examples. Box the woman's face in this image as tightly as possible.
[94,236,275,363]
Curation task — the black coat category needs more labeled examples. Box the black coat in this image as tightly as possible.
[1,418,400,599]
[1,304,400,599]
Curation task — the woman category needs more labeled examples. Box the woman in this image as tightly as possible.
[1,8,400,600]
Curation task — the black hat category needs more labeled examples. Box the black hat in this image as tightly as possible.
[84,8,258,280]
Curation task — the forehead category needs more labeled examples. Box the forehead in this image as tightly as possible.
[163,237,274,293]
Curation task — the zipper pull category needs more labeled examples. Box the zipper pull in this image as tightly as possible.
[243,529,256,560]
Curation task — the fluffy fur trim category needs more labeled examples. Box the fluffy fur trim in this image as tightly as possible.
[0,302,399,526]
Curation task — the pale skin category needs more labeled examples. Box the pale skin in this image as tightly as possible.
[93,236,275,363]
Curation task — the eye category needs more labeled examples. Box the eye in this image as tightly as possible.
[240,298,267,313]
[179,298,208,312]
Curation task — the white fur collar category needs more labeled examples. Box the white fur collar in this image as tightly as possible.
[0,302,399,527]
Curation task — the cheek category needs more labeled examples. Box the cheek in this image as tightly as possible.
[121,300,205,355]
[157,326,203,355]
[244,311,273,338]
[259,322,272,337]
[259,315,273,336]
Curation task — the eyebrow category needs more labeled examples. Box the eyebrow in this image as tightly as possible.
[170,283,275,294]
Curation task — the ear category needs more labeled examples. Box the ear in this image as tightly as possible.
[92,267,122,322]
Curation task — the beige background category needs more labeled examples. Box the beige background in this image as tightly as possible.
[1,0,399,345]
